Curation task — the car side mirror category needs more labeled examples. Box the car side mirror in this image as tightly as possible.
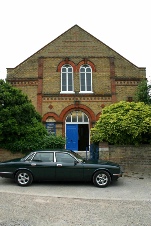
[74,160,78,165]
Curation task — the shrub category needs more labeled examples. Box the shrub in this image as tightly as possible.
[2,135,65,154]
[91,101,151,145]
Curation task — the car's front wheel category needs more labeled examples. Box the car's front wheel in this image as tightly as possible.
[93,170,111,188]
[15,170,33,186]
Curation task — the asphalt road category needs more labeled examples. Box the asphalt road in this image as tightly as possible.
[0,175,151,226]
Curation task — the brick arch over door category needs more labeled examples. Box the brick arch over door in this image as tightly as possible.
[42,105,96,123]
[60,104,96,135]
[60,104,96,122]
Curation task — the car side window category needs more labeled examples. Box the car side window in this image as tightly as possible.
[25,153,35,161]
[33,153,54,162]
[56,153,75,163]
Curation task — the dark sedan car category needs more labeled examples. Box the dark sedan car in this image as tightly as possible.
[0,150,123,187]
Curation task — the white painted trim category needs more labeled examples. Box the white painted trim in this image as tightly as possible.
[60,91,75,94]
[79,91,93,94]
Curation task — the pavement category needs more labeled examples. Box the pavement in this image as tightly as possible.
[0,174,151,226]
[0,174,151,201]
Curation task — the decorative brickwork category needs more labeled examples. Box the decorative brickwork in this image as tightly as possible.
[77,59,96,72]
[57,59,76,72]
[116,80,139,86]
[10,80,38,86]
[109,57,116,102]
[43,96,111,102]
[37,58,44,114]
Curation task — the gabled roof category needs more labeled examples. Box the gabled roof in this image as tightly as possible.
[7,24,145,70]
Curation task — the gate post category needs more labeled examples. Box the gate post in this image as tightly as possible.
[90,143,99,160]
[99,142,109,160]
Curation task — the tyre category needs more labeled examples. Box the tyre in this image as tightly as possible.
[93,170,111,188]
[15,170,33,186]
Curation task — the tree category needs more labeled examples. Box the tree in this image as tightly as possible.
[135,79,151,104]
[91,101,151,145]
[0,80,65,152]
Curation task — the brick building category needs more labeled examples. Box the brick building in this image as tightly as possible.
[7,25,146,151]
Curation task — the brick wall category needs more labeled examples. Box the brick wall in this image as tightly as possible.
[99,144,151,176]
[1,146,151,177]
[0,149,24,162]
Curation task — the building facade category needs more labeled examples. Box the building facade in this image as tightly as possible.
[7,25,146,151]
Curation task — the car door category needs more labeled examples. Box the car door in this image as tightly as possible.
[55,152,84,181]
[27,152,56,181]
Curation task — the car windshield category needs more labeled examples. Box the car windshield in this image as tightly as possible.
[70,151,84,162]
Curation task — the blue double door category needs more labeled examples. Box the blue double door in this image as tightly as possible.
[66,124,89,151]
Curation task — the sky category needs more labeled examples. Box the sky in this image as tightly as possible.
[0,0,150,82]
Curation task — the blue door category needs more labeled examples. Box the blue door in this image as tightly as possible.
[66,124,78,151]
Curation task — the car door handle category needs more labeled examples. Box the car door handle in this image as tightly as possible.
[57,164,62,167]
[31,163,36,166]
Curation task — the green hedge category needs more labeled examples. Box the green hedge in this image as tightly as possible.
[1,135,65,154]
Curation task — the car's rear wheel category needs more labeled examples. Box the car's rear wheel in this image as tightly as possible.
[93,170,111,188]
[15,170,33,186]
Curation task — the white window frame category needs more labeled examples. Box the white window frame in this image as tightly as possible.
[60,64,74,93]
[79,64,93,93]
[66,111,89,124]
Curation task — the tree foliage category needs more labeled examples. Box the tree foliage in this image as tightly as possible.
[0,80,65,153]
[5,135,65,153]
[135,79,151,104]
[91,101,151,145]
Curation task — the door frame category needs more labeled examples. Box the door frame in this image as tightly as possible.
[65,110,90,151]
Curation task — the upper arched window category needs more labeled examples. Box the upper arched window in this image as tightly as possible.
[61,64,74,93]
[80,65,92,93]
[66,111,89,124]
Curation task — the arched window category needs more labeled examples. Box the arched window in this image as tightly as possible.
[61,64,74,93]
[80,64,92,92]
[66,111,89,124]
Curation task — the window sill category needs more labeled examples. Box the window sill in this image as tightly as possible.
[79,91,93,94]
[60,91,75,94]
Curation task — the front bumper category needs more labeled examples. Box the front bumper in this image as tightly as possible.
[113,172,123,177]
[112,166,123,179]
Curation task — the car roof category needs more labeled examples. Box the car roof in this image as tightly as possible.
[33,149,71,153]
